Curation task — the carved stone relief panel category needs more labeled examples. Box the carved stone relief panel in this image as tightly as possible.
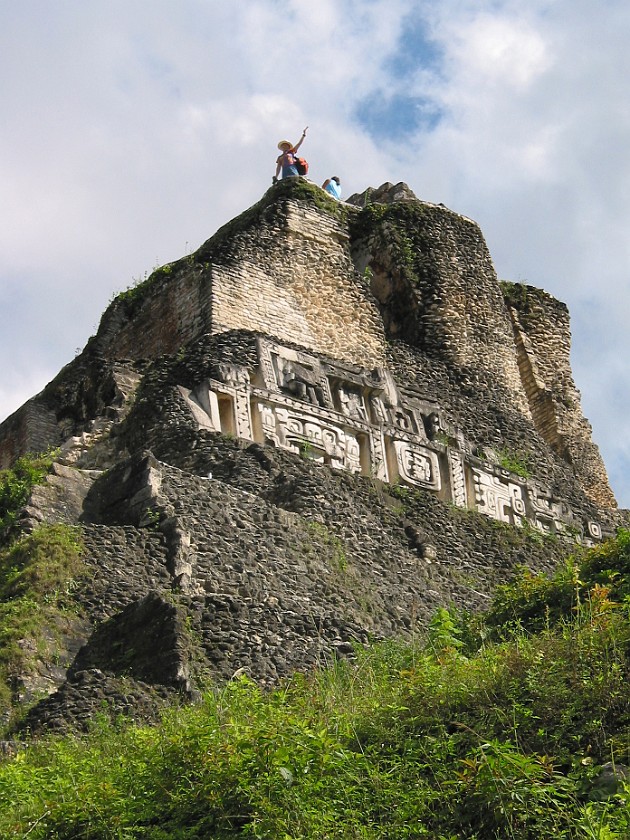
[526,482,574,535]
[215,364,250,387]
[256,337,278,391]
[391,406,419,435]
[471,468,526,525]
[587,521,602,540]
[369,428,390,482]
[448,450,467,508]
[256,338,333,407]
[393,441,441,490]
[367,392,390,426]
[336,383,368,422]
[254,400,363,473]
[424,411,443,442]
[175,339,606,544]
[233,391,253,440]
[257,401,280,446]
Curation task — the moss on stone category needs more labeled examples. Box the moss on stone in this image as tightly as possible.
[112,262,180,311]
[201,178,349,255]
[349,201,440,289]
[0,524,86,722]
[500,281,562,329]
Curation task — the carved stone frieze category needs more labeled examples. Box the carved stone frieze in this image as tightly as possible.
[337,383,368,422]
[471,468,526,525]
[256,338,333,407]
[177,338,604,542]
[393,441,440,491]
[215,364,250,387]
[448,450,468,508]
[255,401,363,472]
[526,482,579,538]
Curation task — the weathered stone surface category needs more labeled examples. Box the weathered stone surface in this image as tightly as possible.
[0,178,622,733]
[69,591,193,691]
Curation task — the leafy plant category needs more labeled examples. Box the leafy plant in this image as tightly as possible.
[497,447,531,478]
[1,533,630,837]
[0,524,85,719]
[307,521,348,572]
[0,451,56,537]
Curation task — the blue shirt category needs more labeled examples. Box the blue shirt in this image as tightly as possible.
[324,180,342,199]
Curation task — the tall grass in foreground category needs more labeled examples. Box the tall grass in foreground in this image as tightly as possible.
[1,533,630,838]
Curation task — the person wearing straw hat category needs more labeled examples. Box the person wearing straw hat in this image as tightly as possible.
[274,126,308,182]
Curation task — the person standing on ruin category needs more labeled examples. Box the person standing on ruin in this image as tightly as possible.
[322,176,341,199]
[274,127,308,181]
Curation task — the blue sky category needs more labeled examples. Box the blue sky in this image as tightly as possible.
[1,0,630,507]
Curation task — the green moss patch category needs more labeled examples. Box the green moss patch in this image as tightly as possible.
[0,524,85,717]
[0,452,56,538]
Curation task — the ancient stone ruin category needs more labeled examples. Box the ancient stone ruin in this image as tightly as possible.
[0,177,623,732]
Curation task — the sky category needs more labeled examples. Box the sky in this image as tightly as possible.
[1,0,629,506]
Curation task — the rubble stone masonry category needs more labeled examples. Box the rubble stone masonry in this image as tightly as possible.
[0,177,623,733]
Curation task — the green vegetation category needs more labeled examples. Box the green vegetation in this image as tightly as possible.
[349,201,439,292]
[497,448,531,479]
[500,281,555,330]
[282,176,350,220]
[306,521,348,572]
[0,524,85,716]
[2,531,630,836]
[0,451,56,536]
[209,177,349,249]
[500,280,531,312]
[113,262,176,309]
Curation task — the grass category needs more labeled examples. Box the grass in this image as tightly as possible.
[306,521,348,572]
[0,451,57,537]
[496,447,531,479]
[0,524,85,718]
[1,531,630,837]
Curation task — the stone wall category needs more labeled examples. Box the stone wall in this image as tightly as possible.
[348,193,530,418]
[87,180,386,369]
[90,259,212,362]
[0,179,615,513]
[210,197,387,366]
[503,283,615,508]
[0,400,58,469]
[17,438,575,732]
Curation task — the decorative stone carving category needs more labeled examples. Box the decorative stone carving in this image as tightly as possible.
[368,392,390,425]
[215,364,250,387]
[394,442,441,490]
[392,407,418,434]
[369,428,389,482]
[176,339,604,543]
[588,521,602,539]
[281,360,326,406]
[425,411,445,442]
[258,402,280,446]
[257,338,333,407]
[255,402,362,473]
[448,450,467,507]
[337,384,367,421]
[234,391,254,440]
[472,468,526,525]
[526,482,573,535]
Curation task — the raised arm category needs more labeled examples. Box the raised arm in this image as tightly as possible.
[293,126,308,153]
